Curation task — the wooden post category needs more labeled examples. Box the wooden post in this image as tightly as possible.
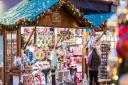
[17,29,21,56]
[23,27,36,50]
[34,27,37,44]
[82,30,86,78]
[4,31,7,84]
[54,28,70,48]
[3,31,5,85]
[10,31,13,85]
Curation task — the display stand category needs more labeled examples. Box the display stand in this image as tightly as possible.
[99,41,111,84]
[55,28,84,85]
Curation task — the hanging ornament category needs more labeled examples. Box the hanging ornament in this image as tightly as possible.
[24,19,27,22]
[24,22,28,26]
[102,22,107,27]
[116,34,128,58]
[40,14,44,17]
[16,25,18,28]
[18,19,23,25]
[118,25,128,37]
[36,20,39,24]
[37,16,40,20]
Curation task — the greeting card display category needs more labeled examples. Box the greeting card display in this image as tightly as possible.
[56,28,84,84]
[21,27,55,50]
[99,42,111,80]
[23,74,34,85]
[20,27,55,85]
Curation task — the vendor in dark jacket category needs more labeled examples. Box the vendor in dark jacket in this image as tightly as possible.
[88,48,101,85]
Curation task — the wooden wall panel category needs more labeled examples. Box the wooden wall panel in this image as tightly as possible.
[37,9,79,28]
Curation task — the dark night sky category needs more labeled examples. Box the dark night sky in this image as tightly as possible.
[0,0,21,13]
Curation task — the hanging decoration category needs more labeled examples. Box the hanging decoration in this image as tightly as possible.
[51,11,61,23]
[0,0,59,25]
[116,34,128,58]
[0,0,98,29]
[18,19,23,25]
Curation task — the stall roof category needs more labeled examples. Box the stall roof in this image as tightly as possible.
[0,0,59,25]
[84,13,113,27]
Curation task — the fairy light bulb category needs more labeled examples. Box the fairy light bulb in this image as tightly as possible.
[113,75,118,80]
[118,58,122,64]
[126,14,128,20]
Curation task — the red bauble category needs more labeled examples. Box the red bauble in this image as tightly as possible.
[116,35,128,58]
[18,19,23,25]
[118,25,128,37]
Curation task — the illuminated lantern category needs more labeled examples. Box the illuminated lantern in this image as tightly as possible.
[117,34,128,58]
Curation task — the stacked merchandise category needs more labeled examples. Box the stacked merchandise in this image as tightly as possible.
[55,28,84,85]
[99,41,111,82]
[16,27,55,85]
[14,27,85,85]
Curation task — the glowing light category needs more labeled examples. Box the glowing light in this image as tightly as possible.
[0,1,3,13]
[126,14,128,20]
[113,69,117,75]
[113,75,118,80]
[118,58,122,63]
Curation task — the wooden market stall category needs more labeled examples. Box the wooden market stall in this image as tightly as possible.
[0,0,94,84]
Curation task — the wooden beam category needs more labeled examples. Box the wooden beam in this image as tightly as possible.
[23,27,36,50]
[3,31,5,85]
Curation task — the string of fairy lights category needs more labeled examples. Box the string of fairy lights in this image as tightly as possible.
[0,0,108,30]
[0,0,59,29]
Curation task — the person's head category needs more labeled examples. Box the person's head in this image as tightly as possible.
[90,29,96,36]
[91,47,97,55]
[93,48,97,51]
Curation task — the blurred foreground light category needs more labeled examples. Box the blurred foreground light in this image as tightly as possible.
[119,74,128,85]
[0,1,3,13]
[113,75,118,80]
[126,14,128,20]
[113,69,117,75]
[112,84,115,85]
[118,58,122,64]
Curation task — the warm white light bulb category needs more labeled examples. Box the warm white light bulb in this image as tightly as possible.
[0,1,3,13]
[126,14,128,20]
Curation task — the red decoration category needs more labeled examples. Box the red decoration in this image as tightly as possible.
[116,34,128,58]
[118,25,128,37]
[102,23,107,27]
[76,57,82,62]
[18,19,23,25]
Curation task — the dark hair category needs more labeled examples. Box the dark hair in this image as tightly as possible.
[92,48,99,57]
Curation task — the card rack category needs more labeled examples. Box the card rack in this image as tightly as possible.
[99,43,110,80]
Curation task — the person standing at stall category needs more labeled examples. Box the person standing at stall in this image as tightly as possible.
[88,48,101,85]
